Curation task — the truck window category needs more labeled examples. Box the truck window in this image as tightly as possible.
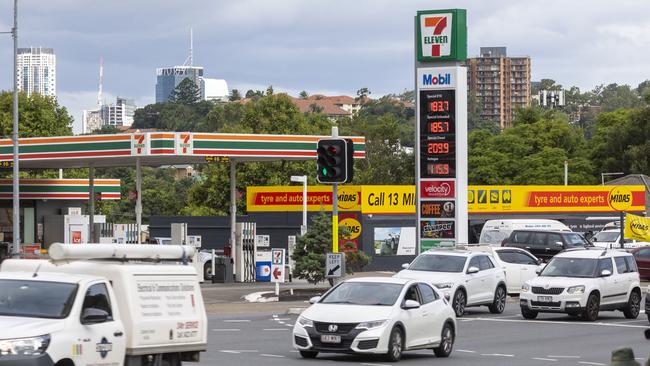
[82,283,113,321]
[0,279,78,319]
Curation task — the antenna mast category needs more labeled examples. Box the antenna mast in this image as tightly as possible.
[97,56,104,107]
[189,27,193,66]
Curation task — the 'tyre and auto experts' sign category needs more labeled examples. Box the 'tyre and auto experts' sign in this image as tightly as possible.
[468,185,646,213]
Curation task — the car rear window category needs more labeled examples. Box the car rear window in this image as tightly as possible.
[409,254,467,273]
[615,257,628,273]
[625,256,638,272]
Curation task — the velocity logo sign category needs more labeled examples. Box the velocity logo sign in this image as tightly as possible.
[420,14,452,58]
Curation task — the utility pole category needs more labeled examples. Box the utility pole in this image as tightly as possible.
[11,0,20,256]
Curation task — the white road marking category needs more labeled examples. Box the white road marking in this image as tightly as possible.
[532,358,557,362]
[361,363,391,366]
[457,349,477,353]
[219,350,240,354]
[224,319,251,323]
[286,323,294,327]
[548,355,580,358]
[471,317,648,329]
[272,318,291,321]
[212,328,240,332]
[480,353,514,357]
[261,354,285,358]
[219,350,258,353]
[578,362,605,366]
[263,328,290,331]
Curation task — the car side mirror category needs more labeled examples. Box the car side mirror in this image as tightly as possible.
[555,241,564,246]
[600,269,612,277]
[535,264,546,275]
[536,259,543,265]
[402,299,420,309]
[467,266,479,274]
[308,296,321,304]
[81,308,109,324]
[401,263,410,270]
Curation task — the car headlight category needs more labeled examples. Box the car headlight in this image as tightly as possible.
[356,320,388,330]
[521,283,530,293]
[567,285,585,295]
[0,334,50,356]
[434,283,454,290]
[297,316,313,327]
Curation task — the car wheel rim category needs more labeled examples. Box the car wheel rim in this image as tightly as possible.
[442,327,453,352]
[631,293,640,315]
[455,293,465,315]
[392,331,402,358]
[589,296,599,318]
[497,288,505,311]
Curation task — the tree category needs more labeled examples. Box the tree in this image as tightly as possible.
[92,125,121,134]
[0,91,72,137]
[591,83,642,112]
[299,90,309,99]
[229,89,242,101]
[291,212,356,285]
[308,103,323,114]
[245,89,264,99]
[169,78,201,105]
[356,87,371,101]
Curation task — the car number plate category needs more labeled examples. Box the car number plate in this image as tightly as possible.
[321,335,341,343]
[538,296,553,302]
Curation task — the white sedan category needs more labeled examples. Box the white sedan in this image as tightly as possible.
[292,277,457,361]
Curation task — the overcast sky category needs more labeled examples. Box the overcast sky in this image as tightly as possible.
[1,0,649,134]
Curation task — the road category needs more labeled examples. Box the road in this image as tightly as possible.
[199,300,650,366]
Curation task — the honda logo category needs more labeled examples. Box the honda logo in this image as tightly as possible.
[328,324,338,332]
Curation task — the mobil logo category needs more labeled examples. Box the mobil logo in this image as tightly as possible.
[420,180,455,198]
[422,73,452,86]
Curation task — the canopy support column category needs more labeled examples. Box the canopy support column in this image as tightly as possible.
[230,159,237,281]
[136,157,142,244]
[88,164,94,243]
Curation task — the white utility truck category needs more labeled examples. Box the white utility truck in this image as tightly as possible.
[0,243,207,366]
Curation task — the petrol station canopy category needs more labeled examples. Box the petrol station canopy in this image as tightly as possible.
[0,132,366,168]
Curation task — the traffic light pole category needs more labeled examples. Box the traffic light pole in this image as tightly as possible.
[331,127,339,253]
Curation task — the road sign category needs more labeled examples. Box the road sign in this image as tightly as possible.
[270,248,285,283]
[256,235,270,247]
[326,253,345,278]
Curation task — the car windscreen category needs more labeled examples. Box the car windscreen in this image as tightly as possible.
[540,258,598,278]
[409,254,467,273]
[320,282,404,306]
[0,279,78,319]
[591,231,619,243]
[565,233,590,247]
[479,230,510,245]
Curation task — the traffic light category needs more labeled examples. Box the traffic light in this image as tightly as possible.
[317,138,354,184]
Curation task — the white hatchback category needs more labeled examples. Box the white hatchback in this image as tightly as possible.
[292,277,457,362]
[394,250,507,317]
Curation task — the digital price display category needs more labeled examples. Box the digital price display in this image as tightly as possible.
[419,89,456,178]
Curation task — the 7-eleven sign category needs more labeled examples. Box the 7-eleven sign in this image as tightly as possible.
[131,133,149,155]
[417,9,466,62]
[175,132,193,155]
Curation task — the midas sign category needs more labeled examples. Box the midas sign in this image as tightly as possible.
[625,213,650,242]
[468,185,645,213]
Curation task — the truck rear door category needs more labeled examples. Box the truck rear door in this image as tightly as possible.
[79,281,126,365]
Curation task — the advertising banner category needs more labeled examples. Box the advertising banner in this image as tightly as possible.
[625,213,650,242]
[362,185,416,214]
[246,185,361,212]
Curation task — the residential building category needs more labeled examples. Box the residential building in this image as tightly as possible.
[290,95,363,119]
[82,109,103,134]
[16,47,56,97]
[101,97,136,127]
[155,66,204,103]
[467,47,531,129]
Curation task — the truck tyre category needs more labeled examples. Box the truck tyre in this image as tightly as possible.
[203,262,213,281]
[623,290,641,319]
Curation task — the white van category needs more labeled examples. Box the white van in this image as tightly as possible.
[591,229,650,249]
[478,219,571,246]
[0,243,207,366]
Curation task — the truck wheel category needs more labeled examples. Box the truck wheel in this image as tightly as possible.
[203,262,213,280]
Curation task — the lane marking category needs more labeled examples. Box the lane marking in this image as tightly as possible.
[263,328,290,331]
[261,354,285,358]
[532,358,557,362]
[578,362,605,366]
[361,363,391,366]
[219,350,240,354]
[471,317,648,329]
[548,355,580,358]
[481,353,514,357]
[219,349,258,353]
[224,319,251,323]
[272,318,291,321]
[212,329,240,332]
[457,350,477,353]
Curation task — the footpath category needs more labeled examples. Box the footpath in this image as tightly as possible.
[200,271,395,315]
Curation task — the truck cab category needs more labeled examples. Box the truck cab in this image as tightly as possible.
[0,243,207,366]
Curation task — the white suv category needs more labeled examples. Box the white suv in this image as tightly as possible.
[394,249,507,317]
[520,249,641,321]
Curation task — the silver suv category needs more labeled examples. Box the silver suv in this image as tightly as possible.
[520,249,641,321]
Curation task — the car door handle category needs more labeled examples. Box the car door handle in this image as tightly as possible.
[114,331,123,337]
[525,247,531,250]
[422,311,429,317]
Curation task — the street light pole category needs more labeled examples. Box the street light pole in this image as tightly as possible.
[290,175,307,235]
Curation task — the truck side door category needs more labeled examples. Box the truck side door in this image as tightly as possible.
[79,282,126,365]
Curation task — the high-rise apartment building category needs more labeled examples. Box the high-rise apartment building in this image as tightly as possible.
[101,97,136,127]
[16,47,56,97]
[155,66,204,103]
[467,47,531,129]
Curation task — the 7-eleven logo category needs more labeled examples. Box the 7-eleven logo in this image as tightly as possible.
[180,133,191,153]
[176,133,193,154]
[421,14,452,57]
[133,134,146,154]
